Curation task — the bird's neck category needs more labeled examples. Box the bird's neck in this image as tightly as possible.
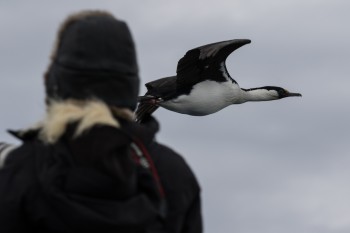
[241,88,278,102]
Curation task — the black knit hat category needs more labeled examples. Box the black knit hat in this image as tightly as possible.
[45,11,140,110]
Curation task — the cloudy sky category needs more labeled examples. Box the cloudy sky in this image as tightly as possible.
[1,0,349,232]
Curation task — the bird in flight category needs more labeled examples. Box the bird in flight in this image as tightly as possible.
[135,39,301,123]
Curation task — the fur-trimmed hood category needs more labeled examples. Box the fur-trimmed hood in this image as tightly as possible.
[10,100,135,144]
[9,99,160,147]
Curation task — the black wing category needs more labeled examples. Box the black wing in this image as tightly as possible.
[144,76,178,100]
[176,39,251,90]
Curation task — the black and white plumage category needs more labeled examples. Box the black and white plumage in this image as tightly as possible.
[135,39,301,122]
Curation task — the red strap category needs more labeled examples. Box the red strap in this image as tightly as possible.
[130,140,165,198]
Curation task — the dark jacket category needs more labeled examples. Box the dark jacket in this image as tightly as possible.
[125,117,202,233]
[0,102,202,233]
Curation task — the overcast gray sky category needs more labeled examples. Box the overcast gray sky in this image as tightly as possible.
[1,1,350,232]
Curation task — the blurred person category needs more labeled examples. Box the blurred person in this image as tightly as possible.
[0,10,202,233]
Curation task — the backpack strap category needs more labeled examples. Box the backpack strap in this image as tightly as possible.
[130,139,165,198]
[0,143,17,168]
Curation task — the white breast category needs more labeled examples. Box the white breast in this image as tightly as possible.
[160,80,244,116]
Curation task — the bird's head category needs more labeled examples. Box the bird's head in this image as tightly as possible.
[263,86,302,99]
[242,86,302,102]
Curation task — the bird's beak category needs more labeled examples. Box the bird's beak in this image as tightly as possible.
[286,92,302,97]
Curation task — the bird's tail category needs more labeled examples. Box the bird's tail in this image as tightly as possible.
[134,96,160,123]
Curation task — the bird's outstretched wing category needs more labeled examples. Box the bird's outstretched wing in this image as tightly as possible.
[135,76,177,123]
[176,39,251,90]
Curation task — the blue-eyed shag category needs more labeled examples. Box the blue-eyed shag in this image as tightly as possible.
[135,39,301,122]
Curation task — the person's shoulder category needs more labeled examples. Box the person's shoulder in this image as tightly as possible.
[149,141,186,164]
[0,142,18,168]
[0,141,36,170]
[149,141,199,184]
[0,142,37,194]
